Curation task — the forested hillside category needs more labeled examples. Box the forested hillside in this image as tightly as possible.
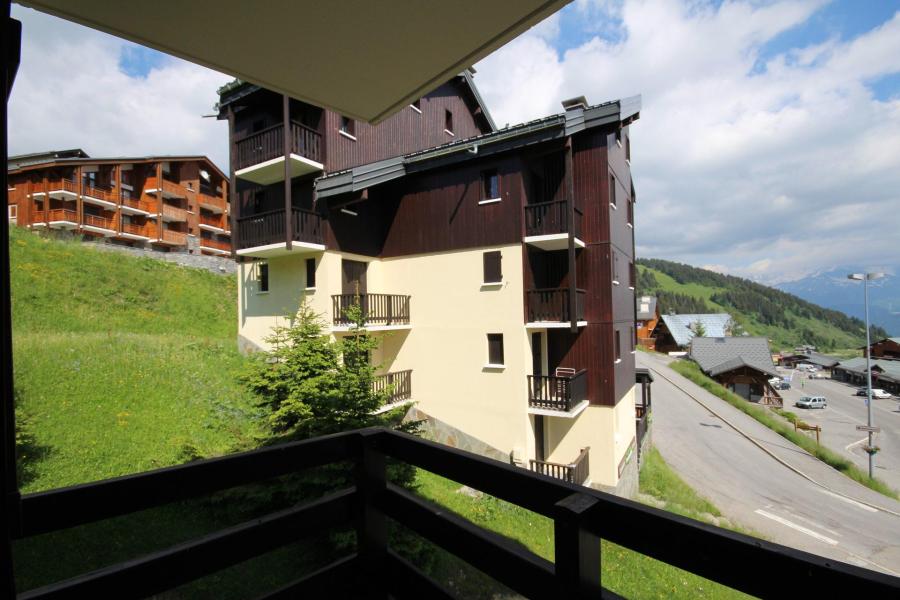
[636,258,885,352]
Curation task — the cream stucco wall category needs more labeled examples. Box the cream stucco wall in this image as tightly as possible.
[544,384,636,487]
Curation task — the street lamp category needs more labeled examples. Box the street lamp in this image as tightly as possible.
[847,271,885,479]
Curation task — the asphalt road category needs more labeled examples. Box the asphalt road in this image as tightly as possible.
[779,371,900,491]
[638,352,900,576]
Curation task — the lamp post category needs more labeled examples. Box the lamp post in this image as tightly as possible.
[847,272,885,478]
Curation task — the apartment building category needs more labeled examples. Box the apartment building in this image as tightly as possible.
[221,73,643,492]
[7,151,231,256]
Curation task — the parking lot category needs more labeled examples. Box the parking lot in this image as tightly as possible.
[776,367,900,491]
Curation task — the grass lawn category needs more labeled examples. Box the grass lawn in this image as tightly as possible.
[670,359,898,500]
[414,465,751,599]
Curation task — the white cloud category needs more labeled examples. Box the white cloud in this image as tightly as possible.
[9,6,231,171]
[475,0,900,282]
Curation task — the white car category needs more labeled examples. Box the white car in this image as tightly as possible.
[795,396,827,409]
[871,389,892,400]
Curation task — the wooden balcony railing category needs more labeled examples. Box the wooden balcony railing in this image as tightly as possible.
[144,177,187,199]
[200,237,232,252]
[234,120,322,171]
[42,208,77,223]
[200,213,227,229]
[82,213,115,230]
[55,178,79,195]
[122,197,154,213]
[6,428,895,599]
[332,294,411,327]
[145,223,187,245]
[236,207,324,250]
[372,370,412,403]
[198,192,227,212]
[82,182,115,203]
[526,288,585,323]
[160,203,188,222]
[528,369,588,412]
[529,447,590,485]
[121,222,150,237]
[524,200,582,239]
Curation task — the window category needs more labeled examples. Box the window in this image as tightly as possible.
[340,116,356,138]
[481,169,500,202]
[8,205,17,221]
[483,251,502,284]
[629,262,636,289]
[626,135,631,162]
[615,127,622,147]
[444,110,454,135]
[306,258,316,288]
[627,197,633,226]
[258,262,269,293]
[612,252,619,284]
[410,98,422,113]
[615,330,622,363]
[609,173,617,207]
[631,326,636,352]
[487,334,504,366]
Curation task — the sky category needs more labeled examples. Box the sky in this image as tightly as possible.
[8,1,900,284]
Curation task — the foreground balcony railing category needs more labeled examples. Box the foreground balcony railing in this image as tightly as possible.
[372,370,412,403]
[234,120,323,171]
[236,207,324,250]
[526,288,586,323]
[529,446,590,485]
[528,369,588,412]
[332,294,411,327]
[7,428,894,599]
[524,200,582,239]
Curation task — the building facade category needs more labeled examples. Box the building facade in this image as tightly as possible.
[7,152,231,256]
[222,75,642,492]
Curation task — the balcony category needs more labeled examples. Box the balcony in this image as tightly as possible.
[120,196,154,216]
[527,369,589,416]
[525,288,586,327]
[234,120,323,185]
[145,223,188,246]
[119,221,152,241]
[81,183,117,209]
[198,191,227,213]
[523,200,584,251]
[530,446,590,485]
[199,212,228,234]
[30,178,78,201]
[149,202,188,223]
[372,370,413,412]
[144,177,187,200]
[32,207,78,230]
[8,428,885,599]
[235,207,325,257]
[332,294,411,331]
[200,236,232,255]
[81,213,117,237]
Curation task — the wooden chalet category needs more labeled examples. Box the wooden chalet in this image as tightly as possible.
[778,351,840,372]
[833,357,900,395]
[7,153,231,256]
[635,295,659,350]
[865,337,900,360]
[3,1,898,598]
[654,313,733,354]
[690,337,782,406]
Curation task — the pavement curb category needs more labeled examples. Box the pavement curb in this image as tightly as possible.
[646,363,900,519]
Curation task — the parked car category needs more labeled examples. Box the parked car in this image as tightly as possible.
[871,389,892,399]
[808,372,827,379]
[773,380,791,390]
[856,388,868,397]
[795,396,827,409]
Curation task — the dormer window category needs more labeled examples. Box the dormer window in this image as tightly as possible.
[339,116,356,140]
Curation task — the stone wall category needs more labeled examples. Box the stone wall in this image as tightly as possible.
[88,240,236,276]
[403,406,509,463]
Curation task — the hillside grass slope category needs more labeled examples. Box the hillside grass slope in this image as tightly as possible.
[637,258,881,353]
[11,228,262,492]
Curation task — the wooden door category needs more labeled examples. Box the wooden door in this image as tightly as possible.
[342,259,367,295]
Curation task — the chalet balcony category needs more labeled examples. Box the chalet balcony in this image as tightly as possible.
[199,213,229,233]
[523,200,584,251]
[372,370,413,410]
[81,182,117,209]
[119,221,152,241]
[30,178,78,201]
[235,207,325,257]
[81,213,117,236]
[525,288,586,327]
[120,196,154,216]
[198,191,227,213]
[235,120,324,185]
[145,223,188,246]
[144,176,187,200]
[30,178,117,210]
[200,236,232,255]
[32,207,78,230]
[530,446,590,485]
[149,202,188,223]
[527,369,588,416]
[332,294,411,330]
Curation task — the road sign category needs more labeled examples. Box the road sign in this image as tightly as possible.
[856,425,881,433]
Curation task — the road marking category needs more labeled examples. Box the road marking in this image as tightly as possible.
[754,509,839,546]
[781,510,842,537]
[815,488,878,513]
[845,437,868,451]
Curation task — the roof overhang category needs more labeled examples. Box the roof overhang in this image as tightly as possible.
[17,0,571,124]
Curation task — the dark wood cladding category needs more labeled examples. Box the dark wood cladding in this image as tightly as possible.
[234,121,322,170]
[324,80,488,172]
[235,207,323,250]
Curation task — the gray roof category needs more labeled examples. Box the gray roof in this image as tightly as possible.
[784,351,840,368]
[836,357,900,382]
[316,95,641,199]
[690,337,779,378]
[636,296,658,321]
[8,149,88,171]
[659,313,732,348]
